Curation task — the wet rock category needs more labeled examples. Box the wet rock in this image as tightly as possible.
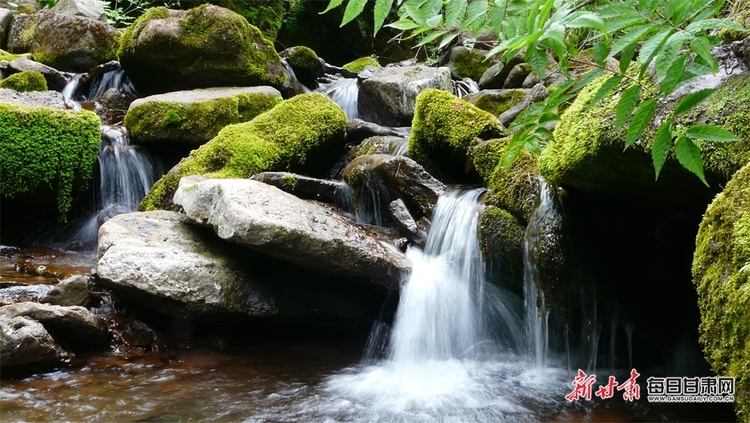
[94,88,132,124]
[41,275,92,307]
[463,89,529,118]
[8,58,68,91]
[347,136,409,161]
[0,316,62,377]
[9,11,119,72]
[499,83,549,127]
[479,206,525,292]
[251,172,347,206]
[0,87,67,108]
[118,5,288,95]
[502,63,532,89]
[447,46,493,81]
[343,154,446,219]
[358,65,452,126]
[389,199,427,248]
[0,302,109,351]
[346,118,405,143]
[0,8,12,50]
[478,55,524,89]
[96,210,377,318]
[50,0,107,23]
[173,177,410,289]
[124,86,282,145]
[279,46,325,88]
[0,284,55,306]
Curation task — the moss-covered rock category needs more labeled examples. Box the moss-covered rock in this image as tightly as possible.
[140,92,347,211]
[0,49,21,63]
[0,70,47,92]
[693,161,750,422]
[8,11,119,72]
[342,56,381,73]
[448,46,492,81]
[539,71,750,203]
[463,89,529,118]
[118,5,287,95]
[719,0,750,43]
[474,137,541,224]
[279,45,324,88]
[0,102,101,216]
[479,205,525,292]
[408,88,505,181]
[124,86,282,145]
[347,136,409,161]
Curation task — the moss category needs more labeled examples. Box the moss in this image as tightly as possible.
[124,89,282,144]
[342,56,381,73]
[452,48,491,81]
[16,4,36,14]
[479,205,525,292]
[408,88,505,181]
[474,137,541,223]
[286,46,319,70]
[470,89,528,117]
[0,70,47,92]
[281,173,297,191]
[0,49,22,62]
[0,102,101,217]
[539,71,750,202]
[719,0,750,43]
[141,93,347,210]
[693,161,750,422]
[116,7,171,59]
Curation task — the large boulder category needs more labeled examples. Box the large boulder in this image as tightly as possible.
[692,161,750,422]
[8,10,119,72]
[140,93,347,211]
[0,101,101,216]
[117,5,288,95]
[173,177,410,289]
[124,86,282,145]
[0,316,61,377]
[0,302,109,351]
[96,210,373,320]
[0,86,67,108]
[0,8,12,50]
[50,0,106,22]
[409,88,505,181]
[357,65,452,126]
[539,41,750,204]
[343,154,445,221]
[8,57,68,91]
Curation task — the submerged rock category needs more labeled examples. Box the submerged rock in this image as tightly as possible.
[692,161,750,422]
[96,210,376,320]
[358,65,452,126]
[118,5,288,95]
[174,177,410,289]
[124,86,282,145]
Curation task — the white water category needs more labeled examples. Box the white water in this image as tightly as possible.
[322,188,568,421]
[320,77,359,120]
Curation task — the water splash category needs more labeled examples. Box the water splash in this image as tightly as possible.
[320,77,358,120]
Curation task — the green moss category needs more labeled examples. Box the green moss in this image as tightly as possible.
[408,88,505,181]
[539,71,750,201]
[0,49,22,62]
[474,137,540,223]
[0,70,47,92]
[117,7,171,59]
[141,93,347,210]
[17,4,35,14]
[470,89,528,117]
[342,56,381,73]
[0,103,101,217]
[286,46,318,70]
[452,48,491,81]
[719,0,750,43]
[479,205,525,292]
[124,89,282,144]
[693,161,750,422]
[281,173,297,191]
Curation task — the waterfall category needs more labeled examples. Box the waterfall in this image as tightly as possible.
[320,77,359,120]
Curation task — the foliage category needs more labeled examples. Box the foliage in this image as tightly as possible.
[99,0,181,28]
[0,70,47,92]
[324,0,749,184]
[0,103,100,217]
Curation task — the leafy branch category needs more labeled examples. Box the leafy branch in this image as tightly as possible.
[322,0,748,184]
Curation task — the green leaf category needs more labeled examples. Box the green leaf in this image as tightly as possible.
[321,0,344,14]
[445,0,468,28]
[374,0,394,35]
[566,11,607,33]
[690,37,718,73]
[638,29,672,65]
[386,18,421,30]
[593,41,609,66]
[426,14,442,28]
[608,24,655,59]
[417,29,448,45]
[674,136,708,185]
[625,98,656,148]
[597,3,634,19]
[572,68,604,91]
[589,75,623,108]
[404,0,428,25]
[655,33,688,81]
[605,15,646,33]
[462,0,489,32]
[438,32,459,49]
[615,85,641,129]
[685,124,743,142]
[687,18,749,34]
[526,47,548,79]
[341,0,368,26]
[652,120,673,180]
[619,42,636,74]
[659,53,689,96]
[674,88,716,115]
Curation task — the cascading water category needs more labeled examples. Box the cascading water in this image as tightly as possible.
[319,77,359,120]
[321,188,567,422]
